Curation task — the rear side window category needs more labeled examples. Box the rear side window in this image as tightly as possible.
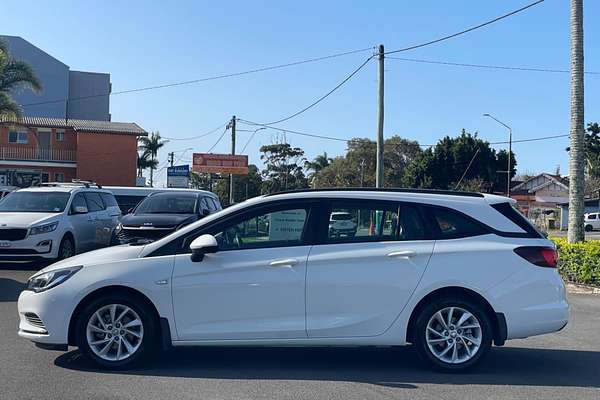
[211,198,222,210]
[84,192,105,212]
[205,197,217,212]
[491,202,543,238]
[428,207,488,239]
[100,193,118,208]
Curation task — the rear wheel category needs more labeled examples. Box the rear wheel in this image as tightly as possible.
[585,224,593,232]
[413,298,492,372]
[75,294,157,369]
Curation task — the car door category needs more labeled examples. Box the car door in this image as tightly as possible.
[171,202,316,341]
[306,200,435,338]
[68,193,95,253]
[83,192,109,249]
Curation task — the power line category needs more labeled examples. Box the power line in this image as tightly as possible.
[20,47,373,109]
[163,122,228,141]
[248,56,374,126]
[237,119,350,142]
[206,126,230,153]
[385,0,545,55]
[387,56,600,75]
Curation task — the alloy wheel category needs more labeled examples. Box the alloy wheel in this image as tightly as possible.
[85,304,144,362]
[425,306,482,364]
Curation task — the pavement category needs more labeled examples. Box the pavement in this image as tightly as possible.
[549,230,600,240]
[1,266,599,400]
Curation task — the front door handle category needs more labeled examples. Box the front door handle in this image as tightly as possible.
[269,258,299,267]
[387,250,417,258]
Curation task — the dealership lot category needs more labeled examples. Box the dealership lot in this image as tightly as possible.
[1,267,599,400]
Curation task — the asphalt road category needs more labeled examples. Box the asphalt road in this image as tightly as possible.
[1,266,599,400]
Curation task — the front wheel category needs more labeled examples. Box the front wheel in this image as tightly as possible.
[57,236,75,260]
[75,294,157,369]
[413,298,492,372]
[585,225,593,232]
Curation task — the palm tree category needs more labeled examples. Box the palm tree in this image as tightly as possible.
[136,151,157,178]
[305,152,332,185]
[138,132,166,187]
[0,40,42,118]
[568,0,585,243]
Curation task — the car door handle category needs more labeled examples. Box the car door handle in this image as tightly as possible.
[269,258,299,267]
[387,250,417,258]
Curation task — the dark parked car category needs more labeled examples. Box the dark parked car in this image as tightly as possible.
[114,190,221,243]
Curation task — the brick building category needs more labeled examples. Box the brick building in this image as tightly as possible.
[0,117,147,187]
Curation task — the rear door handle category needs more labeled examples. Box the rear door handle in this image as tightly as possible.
[269,258,299,267]
[387,250,417,258]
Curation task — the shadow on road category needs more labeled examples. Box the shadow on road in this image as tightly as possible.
[0,278,26,302]
[54,345,600,389]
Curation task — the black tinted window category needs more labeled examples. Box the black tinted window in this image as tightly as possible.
[84,192,105,212]
[429,207,487,239]
[205,197,217,212]
[114,195,146,213]
[100,193,118,208]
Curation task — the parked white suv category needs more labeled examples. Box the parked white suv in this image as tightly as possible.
[584,212,600,232]
[17,189,568,371]
[0,182,121,263]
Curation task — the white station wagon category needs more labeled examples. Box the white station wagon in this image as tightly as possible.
[17,189,569,371]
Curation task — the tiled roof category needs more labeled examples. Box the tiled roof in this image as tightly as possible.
[0,116,147,136]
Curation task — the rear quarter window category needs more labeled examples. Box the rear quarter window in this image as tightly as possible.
[491,202,543,238]
[427,206,489,239]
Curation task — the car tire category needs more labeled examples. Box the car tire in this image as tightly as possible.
[57,236,75,260]
[75,293,158,369]
[413,297,493,372]
[585,225,593,232]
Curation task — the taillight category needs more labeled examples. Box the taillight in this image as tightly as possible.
[513,246,558,268]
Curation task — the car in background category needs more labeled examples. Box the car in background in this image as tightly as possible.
[328,211,358,238]
[0,185,17,200]
[584,212,600,232]
[114,190,221,243]
[0,182,121,263]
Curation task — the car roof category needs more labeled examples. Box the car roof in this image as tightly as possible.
[104,186,218,198]
[15,186,113,194]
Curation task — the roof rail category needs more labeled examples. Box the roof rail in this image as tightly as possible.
[38,180,103,189]
[265,187,485,198]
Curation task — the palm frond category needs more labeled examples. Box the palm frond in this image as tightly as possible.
[0,92,21,119]
[0,60,42,93]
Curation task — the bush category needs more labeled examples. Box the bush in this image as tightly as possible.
[551,238,600,286]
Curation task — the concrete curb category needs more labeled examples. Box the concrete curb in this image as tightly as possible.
[566,282,600,295]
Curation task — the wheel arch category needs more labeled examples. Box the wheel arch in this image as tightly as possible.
[67,285,169,347]
[405,286,506,346]
[61,231,75,250]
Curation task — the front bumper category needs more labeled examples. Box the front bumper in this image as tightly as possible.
[0,234,57,262]
[17,288,70,346]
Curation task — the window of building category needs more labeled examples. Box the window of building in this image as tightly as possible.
[8,131,28,144]
[54,173,65,182]
[56,131,65,142]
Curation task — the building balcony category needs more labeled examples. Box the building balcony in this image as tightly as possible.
[0,147,76,163]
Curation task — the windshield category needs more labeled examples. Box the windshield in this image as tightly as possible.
[0,191,70,213]
[135,194,197,214]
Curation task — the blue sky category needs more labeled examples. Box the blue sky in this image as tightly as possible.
[3,0,599,187]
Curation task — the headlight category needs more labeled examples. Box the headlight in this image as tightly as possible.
[114,222,123,234]
[27,266,82,293]
[30,221,59,236]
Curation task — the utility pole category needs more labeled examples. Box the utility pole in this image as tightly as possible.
[168,152,175,167]
[228,115,236,205]
[376,44,385,188]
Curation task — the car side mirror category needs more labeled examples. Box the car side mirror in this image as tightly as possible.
[72,205,88,214]
[190,234,218,262]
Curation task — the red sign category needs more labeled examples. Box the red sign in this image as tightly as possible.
[192,153,249,174]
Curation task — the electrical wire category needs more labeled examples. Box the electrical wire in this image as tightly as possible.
[20,47,374,108]
[163,122,228,141]
[387,56,600,75]
[246,56,374,126]
[237,119,350,142]
[385,0,545,55]
[206,126,230,153]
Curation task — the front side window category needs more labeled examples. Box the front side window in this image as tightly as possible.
[213,208,308,251]
[588,214,597,220]
[327,201,425,243]
[8,131,28,144]
[84,192,105,212]
[0,191,70,213]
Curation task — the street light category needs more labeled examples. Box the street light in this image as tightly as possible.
[241,127,266,153]
[483,113,513,197]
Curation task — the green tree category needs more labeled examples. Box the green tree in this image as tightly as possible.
[260,143,308,193]
[0,40,42,118]
[212,164,263,204]
[136,151,157,179]
[138,132,166,187]
[305,152,332,184]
